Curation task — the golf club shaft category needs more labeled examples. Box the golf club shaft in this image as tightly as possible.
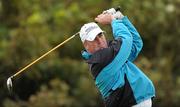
[12,32,79,78]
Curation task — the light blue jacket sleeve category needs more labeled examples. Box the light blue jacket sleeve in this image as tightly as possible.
[95,20,133,95]
[111,19,133,66]
[122,16,143,62]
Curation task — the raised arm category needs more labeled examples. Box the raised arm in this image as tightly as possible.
[95,13,133,67]
[122,16,143,62]
[100,8,143,62]
[111,19,133,66]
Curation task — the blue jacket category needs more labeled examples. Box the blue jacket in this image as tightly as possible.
[82,16,155,105]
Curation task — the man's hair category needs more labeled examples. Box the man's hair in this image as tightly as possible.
[97,32,104,37]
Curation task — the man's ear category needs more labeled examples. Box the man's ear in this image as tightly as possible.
[83,41,88,48]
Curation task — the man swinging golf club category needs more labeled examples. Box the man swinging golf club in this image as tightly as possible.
[80,8,155,107]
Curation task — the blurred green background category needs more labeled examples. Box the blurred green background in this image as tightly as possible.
[0,0,179,107]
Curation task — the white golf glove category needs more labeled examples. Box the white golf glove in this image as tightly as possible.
[103,8,124,20]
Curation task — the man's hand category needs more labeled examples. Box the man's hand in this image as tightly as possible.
[102,7,124,20]
[95,13,115,25]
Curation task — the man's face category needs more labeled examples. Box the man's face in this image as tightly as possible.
[83,33,108,54]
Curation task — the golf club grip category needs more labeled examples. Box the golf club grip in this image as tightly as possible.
[95,6,121,23]
[12,32,79,78]
[115,6,121,11]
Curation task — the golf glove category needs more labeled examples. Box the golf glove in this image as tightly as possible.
[103,8,124,20]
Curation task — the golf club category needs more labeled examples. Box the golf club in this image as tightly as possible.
[7,32,79,92]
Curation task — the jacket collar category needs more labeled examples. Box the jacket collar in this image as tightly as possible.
[81,48,109,64]
[81,50,92,60]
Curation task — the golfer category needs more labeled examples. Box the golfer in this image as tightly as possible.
[80,8,155,107]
